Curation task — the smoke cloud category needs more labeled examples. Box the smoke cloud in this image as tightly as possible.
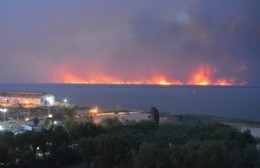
[0,0,259,85]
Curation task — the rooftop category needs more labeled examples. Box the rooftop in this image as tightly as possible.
[1,91,47,98]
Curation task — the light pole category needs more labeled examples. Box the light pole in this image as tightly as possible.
[0,108,8,122]
[3,103,6,121]
[28,106,30,118]
[46,96,54,118]
[3,110,6,121]
[48,106,50,116]
[63,98,68,108]
[89,106,98,123]
[25,100,30,118]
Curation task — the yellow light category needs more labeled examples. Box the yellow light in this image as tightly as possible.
[198,81,209,86]
[159,80,171,86]
[90,106,99,113]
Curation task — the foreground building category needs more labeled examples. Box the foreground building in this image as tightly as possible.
[0,91,55,107]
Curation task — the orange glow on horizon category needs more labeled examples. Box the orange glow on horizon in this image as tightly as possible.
[55,72,182,85]
[188,65,234,86]
[189,65,212,85]
[52,64,245,86]
[151,75,183,86]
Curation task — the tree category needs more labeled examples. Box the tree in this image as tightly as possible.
[134,143,171,168]
[150,107,160,125]
[100,118,122,128]
[53,112,65,121]
[79,138,95,167]
[0,144,8,165]
[33,117,39,126]
[43,118,53,129]
[65,107,76,120]
[93,134,133,168]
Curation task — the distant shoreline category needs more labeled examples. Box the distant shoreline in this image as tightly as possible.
[1,84,260,121]
[1,82,260,88]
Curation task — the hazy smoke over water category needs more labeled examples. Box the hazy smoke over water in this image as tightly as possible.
[0,0,259,85]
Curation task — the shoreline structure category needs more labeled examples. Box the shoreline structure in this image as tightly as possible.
[1,90,260,138]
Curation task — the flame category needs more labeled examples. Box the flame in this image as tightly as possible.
[151,75,183,85]
[216,79,233,86]
[52,64,245,86]
[189,65,212,85]
[189,65,213,85]
[53,70,183,85]
[188,64,234,86]
[159,80,172,85]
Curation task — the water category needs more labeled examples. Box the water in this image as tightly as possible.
[0,84,260,121]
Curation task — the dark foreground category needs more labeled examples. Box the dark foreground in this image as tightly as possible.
[0,118,260,168]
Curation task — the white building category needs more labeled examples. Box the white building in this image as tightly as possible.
[0,91,55,107]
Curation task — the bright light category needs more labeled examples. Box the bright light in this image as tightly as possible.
[46,96,54,106]
[90,106,99,114]
[54,121,58,125]
[0,125,4,131]
[0,108,8,113]
[63,99,67,103]
[48,114,53,118]
[159,80,171,86]
[198,81,209,86]
[25,118,29,121]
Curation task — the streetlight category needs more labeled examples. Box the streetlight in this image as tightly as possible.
[48,106,51,116]
[90,106,98,114]
[46,96,54,117]
[63,98,68,108]
[89,106,98,122]
[3,110,7,122]
[48,114,53,118]
[25,100,30,118]
[0,108,8,122]
[2,100,8,121]
[0,125,4,131]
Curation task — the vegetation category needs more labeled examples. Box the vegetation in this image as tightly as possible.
[33,117,40,126]
[150,106,160,125]
[0,119,259,168]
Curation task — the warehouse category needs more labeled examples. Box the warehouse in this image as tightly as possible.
[0,91,55,107]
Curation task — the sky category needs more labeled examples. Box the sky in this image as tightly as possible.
[0,0,259,85]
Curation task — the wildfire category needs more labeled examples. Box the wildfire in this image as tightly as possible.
[151,76,183,86]
[188,65,234,86]
[52,64,245,86]
[54,73,182,85]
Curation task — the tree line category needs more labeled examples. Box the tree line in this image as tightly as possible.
[0,110,259,167]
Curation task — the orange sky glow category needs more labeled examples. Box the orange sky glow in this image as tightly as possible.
[52,64,246,86]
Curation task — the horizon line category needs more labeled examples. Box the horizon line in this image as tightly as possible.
[0,82,258,87]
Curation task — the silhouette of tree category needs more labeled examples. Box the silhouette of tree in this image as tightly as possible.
[150,107,160,125]
[33,117,39,126]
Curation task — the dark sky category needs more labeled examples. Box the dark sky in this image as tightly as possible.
[0,0,259,85]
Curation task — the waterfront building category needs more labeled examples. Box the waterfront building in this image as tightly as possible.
[0,91,55,107]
